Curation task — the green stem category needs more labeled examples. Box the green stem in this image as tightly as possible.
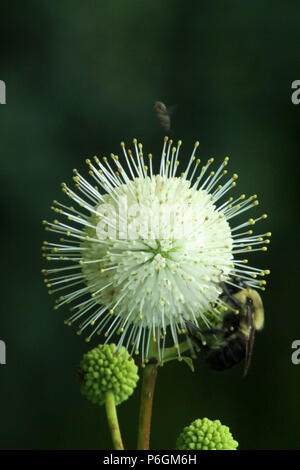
[105,391,124,450]
[137,338,158,450]
[162,340,191,362]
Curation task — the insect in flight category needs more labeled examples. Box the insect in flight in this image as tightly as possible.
[186,276,265,376]
[153,101,176,132]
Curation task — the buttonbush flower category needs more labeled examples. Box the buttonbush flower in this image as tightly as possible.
[42,137,270,363]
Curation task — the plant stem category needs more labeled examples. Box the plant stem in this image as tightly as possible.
[137,338,158,450]
[105,391,124,450]
[162,340,191,362]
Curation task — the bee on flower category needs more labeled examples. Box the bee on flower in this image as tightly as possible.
[42,137,270,365]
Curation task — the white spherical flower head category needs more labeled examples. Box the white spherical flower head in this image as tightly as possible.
[82,175,233,326]
[43,137,270,362]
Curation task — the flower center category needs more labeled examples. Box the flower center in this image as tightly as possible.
[147,240,177,261]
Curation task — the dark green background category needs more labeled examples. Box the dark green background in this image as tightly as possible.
[1,0,299,450]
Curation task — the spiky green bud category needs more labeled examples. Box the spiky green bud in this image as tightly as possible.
[79,343,139,406]
[176,417,239,450]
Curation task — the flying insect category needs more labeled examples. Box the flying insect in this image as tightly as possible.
[153,101,176,132]
[186,276,264,375]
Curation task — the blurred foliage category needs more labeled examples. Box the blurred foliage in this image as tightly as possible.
[0,0,299,450]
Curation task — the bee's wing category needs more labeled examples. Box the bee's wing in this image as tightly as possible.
[166,104,177,116]
[185,320,224,350]
[185,320,224,336]
[219,281,241,310]
[185,320,210,349]
[243,302,256,376]
[185,320,203,345]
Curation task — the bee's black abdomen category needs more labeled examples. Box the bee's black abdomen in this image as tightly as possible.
[206,336,246,371]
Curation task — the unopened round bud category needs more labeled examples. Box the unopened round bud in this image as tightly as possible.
[79,343,139,406]
[176,417,238,450]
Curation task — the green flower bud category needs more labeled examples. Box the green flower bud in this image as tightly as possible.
[79,343,139,406]
[176,417,239,450]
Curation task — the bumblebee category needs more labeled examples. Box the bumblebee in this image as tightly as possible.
[186,277,264,375]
